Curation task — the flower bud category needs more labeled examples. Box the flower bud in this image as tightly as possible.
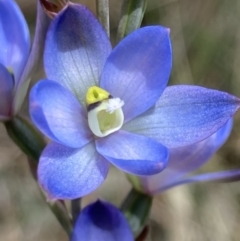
[40,0,69,18]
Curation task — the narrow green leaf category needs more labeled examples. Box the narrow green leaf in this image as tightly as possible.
[4,115,46,162]
[5,115,73,236]
[117,0,147,41]
[96,0,110,36]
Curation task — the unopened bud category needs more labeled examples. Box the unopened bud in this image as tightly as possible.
[40,0,69,18]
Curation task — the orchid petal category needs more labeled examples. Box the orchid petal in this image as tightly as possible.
[96,130,169,175]
[44,3,112,105]
[13,1,51,115]
[0,0,30,82]
[163,169,240,191]
[29,80,92,148]
[139,119,233,194]
[71,200,134,241]
[123,85,240,148]
[100,26,172,122]
[38,142,110,199]
[169,119,233,171]
[0,63,13,118]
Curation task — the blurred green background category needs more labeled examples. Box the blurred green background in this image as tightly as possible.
[1,0,240,240]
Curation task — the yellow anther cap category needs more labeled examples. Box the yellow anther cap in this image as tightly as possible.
[86,86,110,105]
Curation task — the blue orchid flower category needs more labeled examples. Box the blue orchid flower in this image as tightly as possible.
[29,3,240,200]
[0,0,30,120]
[71,200,133,241]
[136,119,240,194]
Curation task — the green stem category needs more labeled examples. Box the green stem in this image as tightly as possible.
[96,0,110,36]
[48,199,73,236]
[4,115,73,237]
[71,198,81,225]
[121,188,152,238]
